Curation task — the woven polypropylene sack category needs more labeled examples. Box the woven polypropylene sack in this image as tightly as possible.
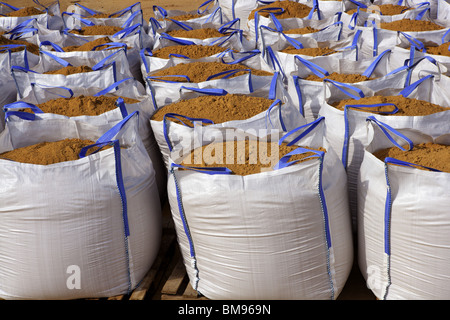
[166,119,353,300]
[0,112,162,300]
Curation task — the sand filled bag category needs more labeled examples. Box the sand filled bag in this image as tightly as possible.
[0,1,63,31]
[166,118,353,300]
[357,117,450,299]
[0,112,162,300]
[247,0,321,45]
[149,81,306,169]
[318,73,450,227]
[145,59,277,108]
[256,14,344,53]
[4,77,167,199]
[63,2,145,30]
[285,48,408,121]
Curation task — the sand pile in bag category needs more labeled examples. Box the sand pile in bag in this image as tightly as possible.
[305,72,373,83]
[161,13,204,21]
[181,138,326,175]
[249,1,312,20]
[166,28,225,39]
[423,42,450,57]
[151,94,276,123]
[332,95,448,116]
[281,46,337,56]
[380,19,445,31]
[149,61,273,82]
[44,65,94,75]
[0,138,106,165]
[373,142,450,173]
[23,95,139,117]
[61,37,120,52]
[151,44,228,59]
[346,4,410,15]
[284,26,320,34]
[0,35,40,55]
[5,7,45,17]
[69,25,123,36]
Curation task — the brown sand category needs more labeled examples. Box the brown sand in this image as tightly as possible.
[149,61,273,82]
[44,65,94,75]
[249,1,312,20]
[281,46,337,56]
[0,139,102,165]
[151,94,276,124]
[167,28,225,39]
[374,142,450,173]
[0,35,40,55]
[181,139,326,175]
[346,4,411,15]
[69,25,123,36]
[332,95,448,116]
[150,44,228,59]
[305,72,373,83]
[381,19,445,32]
[23,95,139,117]
[284,26,320,34]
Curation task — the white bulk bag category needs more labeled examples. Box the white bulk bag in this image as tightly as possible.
[0,1,63,30]
[256,15,344,53]
[358,117,450,299]
[286,48,409,121]
[0,111,162,300]
[319,72,450,224]
[35,46,137,80]
[63,2,146,30]
[262,30,361,78]
[149,3,223,35]
[4,77,167,199]
[166,117,353,300]
[149,74,306,169]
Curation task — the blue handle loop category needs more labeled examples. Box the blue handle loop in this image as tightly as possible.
[179,86,228,96]
[171,163,233,175]
[169,53,190,59]
[147,74,191,83]
[73,3,98,16]
[323,79,365,100]
[4,101,44,121]
[205,6,223,24]
[295,55,329,78]
[115,97,128,118]
[400,32,425,52]
[265,46,286,79]
[384,156,441,172]
[163,112,214,151]
[206,68,250,81]
[61,12,96,27]
[338,29,361,59]
[92,48,126,71]
[0,2,19,11]
[168,18,194,31]
[159,32,196,46]
[0,44,27,54]
[281,32,304,49]
[148,17,163,36]
[442,28,450,44]
[140,48,152,73]
[265,98,286,131]
[279,116,325,146]
[274,146,324,170]
[113,23,141,39]
[40,40,65,52]
[269,13,283,32]
[222,49,260,65]
[197,0,215,14]
[4,18,38,39]
[342,104,399,167]
[121,10,144,29]
[94,77,134,96]
[366,115,414,151]
[398,74,433,97]
[268,71,280,100]
[94,110,139,145]
[218,18,240,34]
[209,30,243,47]
[91,42,128,52]
[152,5,167,18]
[31,83,74,99]
[292,75,305,116]
[11,65,38,73]
[40,50,72,67]
[110,2,141,18]
[415,6,430,20]
[307,0,321,20]
[362,49,391,77]
[253,7,285,44]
